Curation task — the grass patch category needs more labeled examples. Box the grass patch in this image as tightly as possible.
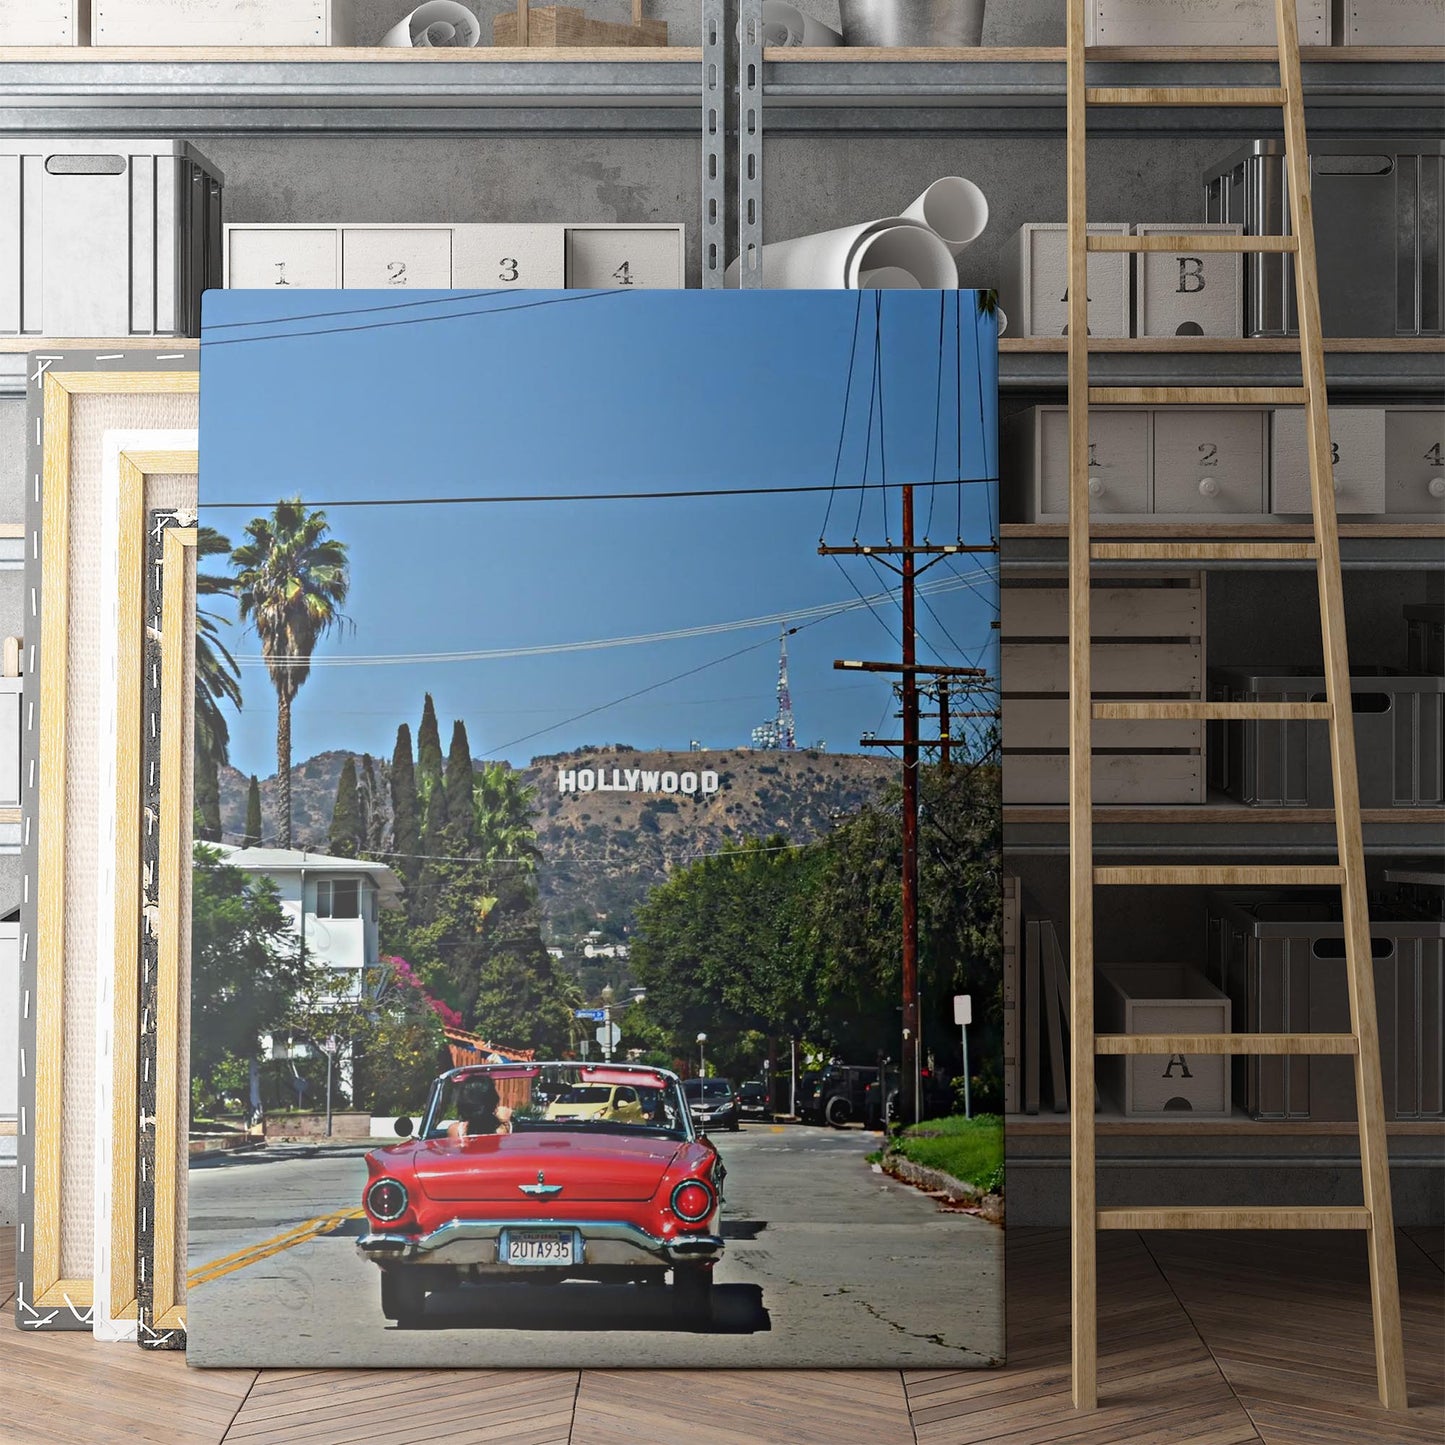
[894,1113,1003,1195]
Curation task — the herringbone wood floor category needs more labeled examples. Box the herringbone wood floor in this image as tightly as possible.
[2,1225,1440,1444]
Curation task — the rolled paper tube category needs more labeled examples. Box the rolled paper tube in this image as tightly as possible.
[996,306,1008,335]
[902,177,990,255]
[382,1,482,47]
[726,218,956,289]
[761,2,844,46]
[856,266,922,288]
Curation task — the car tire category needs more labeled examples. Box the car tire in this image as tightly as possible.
[380,1266,428,1327]
[824,1095,851,1129]
[672,1264,714,1326]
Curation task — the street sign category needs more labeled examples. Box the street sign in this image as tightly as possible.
[574,1008,606,1022]
[953,994,972,1027]
[596,1022,622,1049]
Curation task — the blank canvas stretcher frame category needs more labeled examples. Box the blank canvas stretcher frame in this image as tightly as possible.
[15,355,198,1331]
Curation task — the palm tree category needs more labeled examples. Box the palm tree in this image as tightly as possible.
[194,526,243,841]
[232,499,349,848]
[472,763,541,872]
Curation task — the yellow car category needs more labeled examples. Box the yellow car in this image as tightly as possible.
[543,1083,647,1125]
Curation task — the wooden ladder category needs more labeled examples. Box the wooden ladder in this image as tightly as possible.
[1064,0,1407,1412]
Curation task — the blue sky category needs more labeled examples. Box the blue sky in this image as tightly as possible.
[199,288,999,779]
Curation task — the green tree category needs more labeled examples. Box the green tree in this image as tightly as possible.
[243,775,263,847]
[443,720,476,853]
[193,525,243,845]
[231,499,349,848]
[359,754,385,855]
[190,844,310,1098]
[329,756,361,858]
[390,724,419,885]
[473,763,541,872]
[416,694,445,818]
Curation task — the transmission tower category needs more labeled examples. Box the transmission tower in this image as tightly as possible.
[751,626,797,750]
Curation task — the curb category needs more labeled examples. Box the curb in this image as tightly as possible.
[188,1134,264,1157]
[881,1151,1005,1225]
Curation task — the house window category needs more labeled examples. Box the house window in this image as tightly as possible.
[316,878,360,919]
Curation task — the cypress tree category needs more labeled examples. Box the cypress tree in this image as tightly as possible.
[329,756,361,858]
[195,754,223,843]
[444,720,476,854]
[417,694,445,815]
[390,724,419,884]
[243,775,263,848]
[360,754,384,854]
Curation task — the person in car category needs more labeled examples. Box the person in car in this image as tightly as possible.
[447,1076,514,1138]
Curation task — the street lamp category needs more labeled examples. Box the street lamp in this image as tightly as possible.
[696,1032,707,1078]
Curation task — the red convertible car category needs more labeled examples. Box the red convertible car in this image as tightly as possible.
[358,1062,726,1327]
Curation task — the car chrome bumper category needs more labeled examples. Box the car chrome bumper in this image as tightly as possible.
[357,1218,726,1270]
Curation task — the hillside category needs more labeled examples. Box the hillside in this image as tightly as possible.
[219,746,896,937]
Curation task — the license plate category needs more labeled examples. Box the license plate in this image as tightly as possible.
[505,1231,575,1266]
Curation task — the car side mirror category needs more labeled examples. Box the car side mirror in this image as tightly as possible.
[394,1116,414,1138]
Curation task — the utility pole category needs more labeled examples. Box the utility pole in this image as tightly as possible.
[825,516,997,1126]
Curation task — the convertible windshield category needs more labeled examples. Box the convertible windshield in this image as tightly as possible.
[423,1063,692,1142]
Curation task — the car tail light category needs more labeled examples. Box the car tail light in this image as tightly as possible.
[671,1179,714,1223]
[367,1178,409,1222]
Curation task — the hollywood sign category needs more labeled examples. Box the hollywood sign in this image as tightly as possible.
[557,766,721,796]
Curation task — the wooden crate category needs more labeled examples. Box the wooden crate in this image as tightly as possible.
[494,1,667,46]
[1002,574,1206,806]
[93,0,358,45]
[1333,0,1444,44]
[1098,965,1232,1118]
[0,0,86,44]
[1088,0,1329,45]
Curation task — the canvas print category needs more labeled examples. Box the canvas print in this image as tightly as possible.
[188,288,1004,1368]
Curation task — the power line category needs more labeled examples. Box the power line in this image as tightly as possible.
[200,287,631,350]
[201,472,998,511]
[822,291,865,544]
[204,290,509,331]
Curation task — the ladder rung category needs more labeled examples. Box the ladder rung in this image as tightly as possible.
[1095,1033,1358,1057]
[1097,1206,1370,1232]
[1086,86,1287,107]
[1093,701,1331,721]
[1089,387,1309,406]
[1091,541,1320,562]
[1094,866,1345,886]
[1087,234,1297,253]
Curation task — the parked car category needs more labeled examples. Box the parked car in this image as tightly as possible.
[864,1067,954,1128]
[357,1062,725,1327]
[802,1064,879,1128]
[683,1076,741,1132]
[737,1080,770,1120]
[543,1082,646,1125]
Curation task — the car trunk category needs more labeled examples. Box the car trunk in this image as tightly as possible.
[411,1132,683,1202]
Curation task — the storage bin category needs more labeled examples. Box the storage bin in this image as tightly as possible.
[1204,139,1445,338]
[1089,0,1329,44]
[996,223,1131,339]
[1384,407,1445,514]
[564,224,685,288]
[0,0,86,43]
[1405,603,1444,676]
[1006,406,1149,520]
[93,0,358,45]
[0,139,223,338]
[1208,664,1444,807]
[1097,966,1232,1118]
[1332,0,1445,44]
[1207,892,1444,1120]
[1270,406,1387,516]
[1134,223,1243,339]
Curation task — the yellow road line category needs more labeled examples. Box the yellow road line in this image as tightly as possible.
[188,1208,364,1290]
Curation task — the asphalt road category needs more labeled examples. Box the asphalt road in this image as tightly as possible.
[186,1125,1003,1370]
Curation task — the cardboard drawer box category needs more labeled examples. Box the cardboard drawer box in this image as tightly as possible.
[341,228,453,289]
[1271,407,1387,515]
[0,139,223,337]
[564,224,685,289]
[1008,406,1149,520]
[1384,407,1445,514]
[454,225,566,289]
[227,226,340,289]
[1097,966,1232,1119]
[1208,893,1444,1121]
[93,0,357,44]
[0,0,86,43]
[1134,223,1243,339]
[1089,0,1329,43]
[1333,0,1445,43]
[997,224,1131,339]
[1152,408,1266,516]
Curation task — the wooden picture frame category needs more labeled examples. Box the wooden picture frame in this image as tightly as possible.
[15,354,198,1332]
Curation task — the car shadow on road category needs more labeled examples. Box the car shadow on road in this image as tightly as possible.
[396,1280,771,1335]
